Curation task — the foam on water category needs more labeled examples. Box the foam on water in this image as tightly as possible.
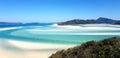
[1,24,120,45]
[0,24,120,58]
[24,24,120,34]
[52,24,58,26]
[0,27,23,31]
[55,25,120,30]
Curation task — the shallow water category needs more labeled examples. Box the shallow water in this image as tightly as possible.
[0,24,120,58]
[0,24,120,45]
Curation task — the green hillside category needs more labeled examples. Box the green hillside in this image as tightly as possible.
[49,37,120,58]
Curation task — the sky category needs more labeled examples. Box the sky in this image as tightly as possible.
[0,0,120,23]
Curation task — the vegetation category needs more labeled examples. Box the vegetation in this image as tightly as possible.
[58,19,99,25]
[58,17,119,25]
[49,37,120,58]
[113,21,120,25]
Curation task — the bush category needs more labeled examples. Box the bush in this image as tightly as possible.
[49,37,120,58]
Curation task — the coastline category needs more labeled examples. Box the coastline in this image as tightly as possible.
[0,26,75,58]
[0,24,120,58]
[8,40,75,50]
[0,39,75,58]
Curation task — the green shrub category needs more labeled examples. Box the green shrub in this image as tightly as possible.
[49,37,120,58]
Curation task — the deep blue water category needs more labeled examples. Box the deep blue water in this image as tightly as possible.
[0,23,52,28]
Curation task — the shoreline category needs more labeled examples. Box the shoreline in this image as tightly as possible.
[0,24,120,58]
[0,39,75,58]
[8,40,75,50]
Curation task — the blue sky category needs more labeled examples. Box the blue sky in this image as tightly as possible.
[0,0,120,23]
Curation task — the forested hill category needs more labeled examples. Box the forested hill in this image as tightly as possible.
[58,17,120,25]
[49,37,120,58]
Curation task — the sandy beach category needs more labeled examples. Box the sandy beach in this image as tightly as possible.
[0,39,75,58]
[0,47,55,58]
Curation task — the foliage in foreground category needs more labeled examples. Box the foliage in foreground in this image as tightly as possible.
[49,37,120,58]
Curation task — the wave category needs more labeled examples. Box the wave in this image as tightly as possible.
[27,29,75,32]
[40,33,120,35]
[24,32,120,35]
[52,24,58,26]
[0,27,23,31]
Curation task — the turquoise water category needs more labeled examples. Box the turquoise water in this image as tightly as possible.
[0,24,120,45]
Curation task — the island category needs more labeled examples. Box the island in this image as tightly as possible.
[113,21,120,25]
[0,22,22,25]
[58,17,120,25]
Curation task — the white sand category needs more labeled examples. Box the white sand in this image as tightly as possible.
[0,47,55,58]
[0,40,75,58]
[8,40,74,50]
[0,27,22,31]
[56,24,120,30]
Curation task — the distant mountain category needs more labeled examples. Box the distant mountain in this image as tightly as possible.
[0,22,22,25]
[0,17,119,25]
[0,22,23,28]
[58,17,120,25]
[96,17,116,24]
[113,21,120,25]
[58,19,98,25]
[24,22,40,25]
[0,22,53,27]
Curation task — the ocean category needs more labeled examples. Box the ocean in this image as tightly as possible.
[0,24,120,58]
